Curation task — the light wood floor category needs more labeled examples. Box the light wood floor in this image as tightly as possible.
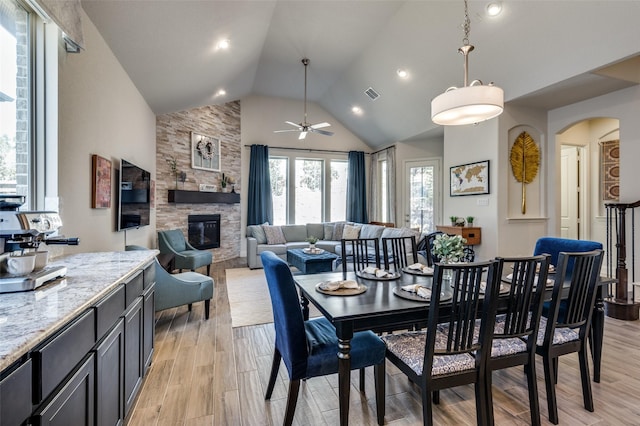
[128,259,640,425]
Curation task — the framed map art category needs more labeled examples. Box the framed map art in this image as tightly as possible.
[191,132,221,172]
[450,160,490,196]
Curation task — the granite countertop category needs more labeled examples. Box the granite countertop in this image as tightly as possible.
[0,250,158,372]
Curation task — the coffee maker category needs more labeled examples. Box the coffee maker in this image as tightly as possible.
[0,194,79,293]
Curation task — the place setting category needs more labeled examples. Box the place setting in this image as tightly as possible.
[402,262,434,276]
[315,279,367,296]
[393,283,452,303]
[355,266,401,281]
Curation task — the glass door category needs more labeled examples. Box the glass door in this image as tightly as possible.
[404,159,440,233]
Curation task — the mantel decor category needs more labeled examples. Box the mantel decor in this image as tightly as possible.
[450,160,489,196]
[191,132,221,172]
[510,131,540,214]
[91,154,111,208]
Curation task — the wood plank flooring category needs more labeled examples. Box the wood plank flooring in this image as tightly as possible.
[128,258,640,425]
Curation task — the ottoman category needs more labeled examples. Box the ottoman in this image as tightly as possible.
[287,248,338,274]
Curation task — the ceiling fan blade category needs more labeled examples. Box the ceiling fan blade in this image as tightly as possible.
[310,128,334,136]
[298,131,308,140]
[310,122,331,129]
[285,121,301,128]
[274,129,299,133]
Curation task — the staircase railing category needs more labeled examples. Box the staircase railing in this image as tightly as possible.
[605,200,640,320]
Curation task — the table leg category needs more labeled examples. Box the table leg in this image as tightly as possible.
[591,289,605,383]
[336,323,353,426]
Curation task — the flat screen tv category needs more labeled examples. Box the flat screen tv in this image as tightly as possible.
[117,159,151,231]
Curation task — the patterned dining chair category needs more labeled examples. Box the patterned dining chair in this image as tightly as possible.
[485,254,551,426]
[381,260,501,425]
[382,235,418,272]
[339,238,381,279]
[535,250,604,424]
[261,251,386,426]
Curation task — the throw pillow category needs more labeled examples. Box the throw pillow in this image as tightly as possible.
[324,224,335,240]
[342,224,362,239]
[247,223,268,244]
[332,222,347,240]
[262,225,286,245]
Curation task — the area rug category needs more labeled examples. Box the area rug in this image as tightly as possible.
[226,267,321,328]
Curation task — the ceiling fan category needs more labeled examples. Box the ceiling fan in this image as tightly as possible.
[274,58,334,140]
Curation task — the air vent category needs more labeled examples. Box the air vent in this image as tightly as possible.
[364,87,380,101]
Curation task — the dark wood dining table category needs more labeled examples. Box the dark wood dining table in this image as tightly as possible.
[294,269,608,426]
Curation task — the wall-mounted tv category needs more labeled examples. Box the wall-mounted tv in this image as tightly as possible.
[117,159,151,231]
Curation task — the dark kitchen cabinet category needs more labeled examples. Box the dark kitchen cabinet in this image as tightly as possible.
[142,282,155,374]
[32,354,95,426]
[95,319,125,426]
[0,358,32,426]
[123,296,144,417]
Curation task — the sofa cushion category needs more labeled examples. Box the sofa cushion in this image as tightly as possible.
[381,226,420,240]
[247,223,268,244]
[324,223,335,240]
[257,243,287,255]
[342,224,362,239]
[263,225,286,244]
[281,224,308,242]
[360,224,385,240]
[307,223,325,241]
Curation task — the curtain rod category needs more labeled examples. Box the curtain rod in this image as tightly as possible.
[243,145,369,155]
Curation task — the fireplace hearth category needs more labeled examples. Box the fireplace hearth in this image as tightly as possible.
[188,214,220,249]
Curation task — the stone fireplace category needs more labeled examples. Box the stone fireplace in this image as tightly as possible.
[188,214,221,249]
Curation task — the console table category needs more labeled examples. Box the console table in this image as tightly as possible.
[436,225,481,246]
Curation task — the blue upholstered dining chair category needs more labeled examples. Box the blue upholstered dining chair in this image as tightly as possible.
[158,229,213,275]
[260,251,386,426]
[126,245,214,319]
[535,250,604,425]
[533,237,602,278]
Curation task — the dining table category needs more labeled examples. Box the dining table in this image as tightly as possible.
[294,268,609,426]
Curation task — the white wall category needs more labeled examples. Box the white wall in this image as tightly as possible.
[239,95,371,255]
[57,10,157,253]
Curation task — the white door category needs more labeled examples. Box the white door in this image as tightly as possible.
[560,146,579,238]
[404,159,440,233]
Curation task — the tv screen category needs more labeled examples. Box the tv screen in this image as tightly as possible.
[117,159,151,231]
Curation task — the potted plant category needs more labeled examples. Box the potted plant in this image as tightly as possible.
[166,156,179,189]
[220,173,234,191]
[455,217,466,227]
[466,216,475,226]
[449,215,458,226]
[306,235,319,251]
[432,234,467,264]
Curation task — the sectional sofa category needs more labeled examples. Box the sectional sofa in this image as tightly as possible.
[246,221,420,269]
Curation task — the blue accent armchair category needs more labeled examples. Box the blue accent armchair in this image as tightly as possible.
[126,246,214,319]
[260,251,386,426]
[533,237,603,278]
[158,229,213,275]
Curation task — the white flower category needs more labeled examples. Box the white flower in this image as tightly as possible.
[432,234,467,263]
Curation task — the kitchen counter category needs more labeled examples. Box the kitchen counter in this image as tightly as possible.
[0,250,158,372]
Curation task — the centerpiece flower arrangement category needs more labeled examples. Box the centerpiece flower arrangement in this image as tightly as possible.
[432,234,467,264]
[306,235,319,251]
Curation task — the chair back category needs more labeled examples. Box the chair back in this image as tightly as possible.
[543,250,604,344]
[382,235,417,271]
[533,237,602,278]
[159,229,187,252]
[422,231,444,267]
[261,251,308,379]
[424,260,500,372]
[340,238,381,278]
[495,255,550,341]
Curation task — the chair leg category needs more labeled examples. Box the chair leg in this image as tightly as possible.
[359,368,365,392]
[283,379,301,426]
[207,264,211,276]
[422,385,433,426]
[542,355,559,424]
[374,362,385,426]
[204,299,210,319]
[525,357,542,426]
[475,380,489,426]
[578,347,594,412]
[432,389,440,404]
[265,349,282,399]
[188,303,192,312]
[485,370,495,426]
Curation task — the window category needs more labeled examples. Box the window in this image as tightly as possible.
[0,0,30,201]
[269,151,348,224]
[379,159,388,222]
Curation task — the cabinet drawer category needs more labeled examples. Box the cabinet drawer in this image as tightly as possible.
[0,358,32,426]
[143,262,155,290]
[125,270,144,308]
[33,309,96,403]
[95,284,125,340]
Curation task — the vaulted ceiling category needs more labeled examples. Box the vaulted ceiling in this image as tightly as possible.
[81,0,640,149]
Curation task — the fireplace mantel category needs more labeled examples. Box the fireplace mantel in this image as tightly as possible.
[168,190,240,204]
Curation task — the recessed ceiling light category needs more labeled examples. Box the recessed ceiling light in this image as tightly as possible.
[351,106,363,115]
[397,68,409,79]
[215,89,226,97]
[216,39,230,50]
[486,2,502,17]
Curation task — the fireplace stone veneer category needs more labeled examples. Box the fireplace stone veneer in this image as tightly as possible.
[188,214,221,249]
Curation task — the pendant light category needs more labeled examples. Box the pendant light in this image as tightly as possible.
[431,0,504,125]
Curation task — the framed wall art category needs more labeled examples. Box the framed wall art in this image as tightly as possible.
[191,132,221,172]
[91,154,112,208]
[450,160,490,196]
